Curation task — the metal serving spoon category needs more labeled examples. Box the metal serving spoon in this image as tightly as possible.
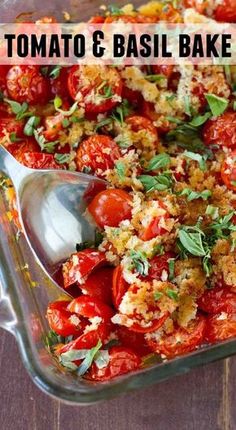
[0,145,106,288]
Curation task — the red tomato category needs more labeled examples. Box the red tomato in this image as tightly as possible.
[62,249,107,288]
[147,315,206,358]
[112,265,129,309]
[0,65,10,94]
[89,16,105,24]
[141,101,170,134]
[214,0,236,22]
[80,266,113,305]
[88,189,132,228]
[46,300,82,337]
[221,151,236,191]
[147,252,175,281]
[67,65,123,114]
[126,115,158,144]
[121,84,142,106]
[152,65,174,79]
[87,346,141,381]
[205,313,236,343]
[67,296,114,321]
[203,112,236,149]
[50,67,71,99]
[44,113,63,141]
[7,138,40,159]
[104,15,137,23]
[75,135,121,176]
[139,202,169,241]
[6,66,51,104]
[117,325,152,356]
[19,152,60,169]
[129,313,168,334]
[0,117,24,138]
[198,286,236,314]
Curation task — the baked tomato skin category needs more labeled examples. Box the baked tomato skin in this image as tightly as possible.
[18,152,60,169]
[147,252,175,281]
[198,286,236,314]
[46,300,82,337]
[126,115,158,144]
[147,315,206,358]
[75,135,121,177]
[203,112,236,149]
[43,113,63,141]
[88,189,132,228]
[62,249,107,288]
[67,65,123,114]
[6,66,51,104]
[152,65,174,79]
[112,265,129,309]
[0,117,24,138]
[205,313,236,343]
[139,202,170,241]
[0,65,10,94]
[221,151,236,191]
[214,0,236,22]
[129,312,169,334]
[87,346,141,381]
[80,266,113,306]
[116,325,152,356]
[67,296,114,321]
[7,138,40,158]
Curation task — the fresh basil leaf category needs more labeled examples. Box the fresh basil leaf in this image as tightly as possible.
[50,65,62,79]
[5,99,32,120]
[145,74,166,83]
[111,99,132,125]
[130,250,150,276]
[115,161,126,180]
[178,188,212,201]
[166,288,178,301]
[154,291,163,301]
[24,115,40,136]
[205,205,219,220]
[189,112,211,127]
[178,229,206,257]
[94,118,113,131]
[138,172,173,193]
[94,350,110,369]
[146,153,170,171]
[183,150,207,171]
[77,340,102,376]
[168,259,175,281]
[56,101,78,117]
[54,153,73,164]
[205,93,228,117]
[54,95,63,110]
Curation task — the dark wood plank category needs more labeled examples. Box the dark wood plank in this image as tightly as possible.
[0,329,229,430]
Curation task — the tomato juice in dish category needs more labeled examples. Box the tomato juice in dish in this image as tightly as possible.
[2,1,236,381]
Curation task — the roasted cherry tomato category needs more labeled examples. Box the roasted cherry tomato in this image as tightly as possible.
[112,265,129,309]
[67,296,114,321]
[203,112,236,149]
[126,115,158,145]
[147,315,206,358]
[0,65,10,94]
[221,151,236,191]
[152,65,174,79]
[104,15,137,23]
[205,313,236,343]
[80,266,113,306]
[46,300,82,337]
[141,101,170,134]
[44,113,63,141]
[88,189,132,228]
[87,346,141,381]
[75,135,121,177]
[62,249,107,288]
[117,325,151,356]
[147,252,175,281]
[198,286,236,314]
[67,65,123,114]
[50,66,71,99]
[121,84,142,106]
[6,66,51,104]
[139,201,169,241]
[7,138,40,159]
[184,0,236,22]
[0,117,24,138]
[18,152,60,169]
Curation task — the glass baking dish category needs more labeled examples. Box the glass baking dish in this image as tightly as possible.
[1,0,236,405]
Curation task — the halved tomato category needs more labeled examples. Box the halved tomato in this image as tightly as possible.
[221,151,236,191]
[46,300,83,337]
[18,152,60,169]
[112,265,129,309]
[67,296,114,321]
[203,112,236,149]
[198,286,236,314]
[80,266,113,306]
[205,313,236,343]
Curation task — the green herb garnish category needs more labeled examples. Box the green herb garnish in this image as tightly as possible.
[24,115,40,136]
[205,93,228,117]
[130,250,150,276]
[146,153,171,171]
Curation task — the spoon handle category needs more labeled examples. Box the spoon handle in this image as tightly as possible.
[0,145,31,191]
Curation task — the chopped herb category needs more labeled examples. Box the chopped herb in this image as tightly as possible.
[55,101,78,117]
[154,291,163,301]
[168,259,175,281]
[116,136,131,148]
[24,115,40,136]
[146,153,170,171]
[224,65,231,86]
[183,150,207,171]
[50,65,62,79]
[145,74,166,83]
[205,205,219,220]
[130,250,150,276]
[205,93,229,117]
[189,112,211,127]
[77,340,103,376]
[115,160,126,180]
[94,118,113,132]
[40,66,49,76]
[62,118,70,128]
[54,95,63,110]
[138,172,173,193]
[9,132,22,142]
[54,153,73,164]
[5,99,32,120]
[76,230,103,251]
[184,95,192,117]
[152,244,165,256]
[166,288,178,301]
[33,128,58,153]
[111,99,131,125]
[107,5,124,15]
[178,188,212,201]
[178,227,206,257]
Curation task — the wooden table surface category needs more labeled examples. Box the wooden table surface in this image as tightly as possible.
[0,328,235,430]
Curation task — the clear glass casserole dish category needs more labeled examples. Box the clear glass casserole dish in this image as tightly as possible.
[1,0,236,405]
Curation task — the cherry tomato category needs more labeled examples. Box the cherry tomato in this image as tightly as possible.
[44,113,63,141]
[62,249,107,288]
[6,66,51,104]
[67,65,123,114]
[221,151,236,191]
[89,16,105,24]
[67,296,114,321]
[139,201,169,241]
[19,152,60,169]
[198,286,236,314]
[80,266,113,305]
[75,135,121,177]
[46,300,82,337]
[0,65,10,94]
[88,189,132,228]
[112,265,129,309]
[50,67,71,99]
[147,315,206,358]
[205,313,236,343]
[129,312,168,334]
[117,325,152,356]
[0,117,24,138]
[121,84,142,106]
[147,252,175,281]
[214,0,236,22]
[203,112,236,149]
[87,346,141,381]
[126,115,158,145]
[152,65,174,79]
[7,138,40,159]
[141,101,170,134]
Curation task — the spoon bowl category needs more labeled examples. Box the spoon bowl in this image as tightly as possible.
[0,146,106,290]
